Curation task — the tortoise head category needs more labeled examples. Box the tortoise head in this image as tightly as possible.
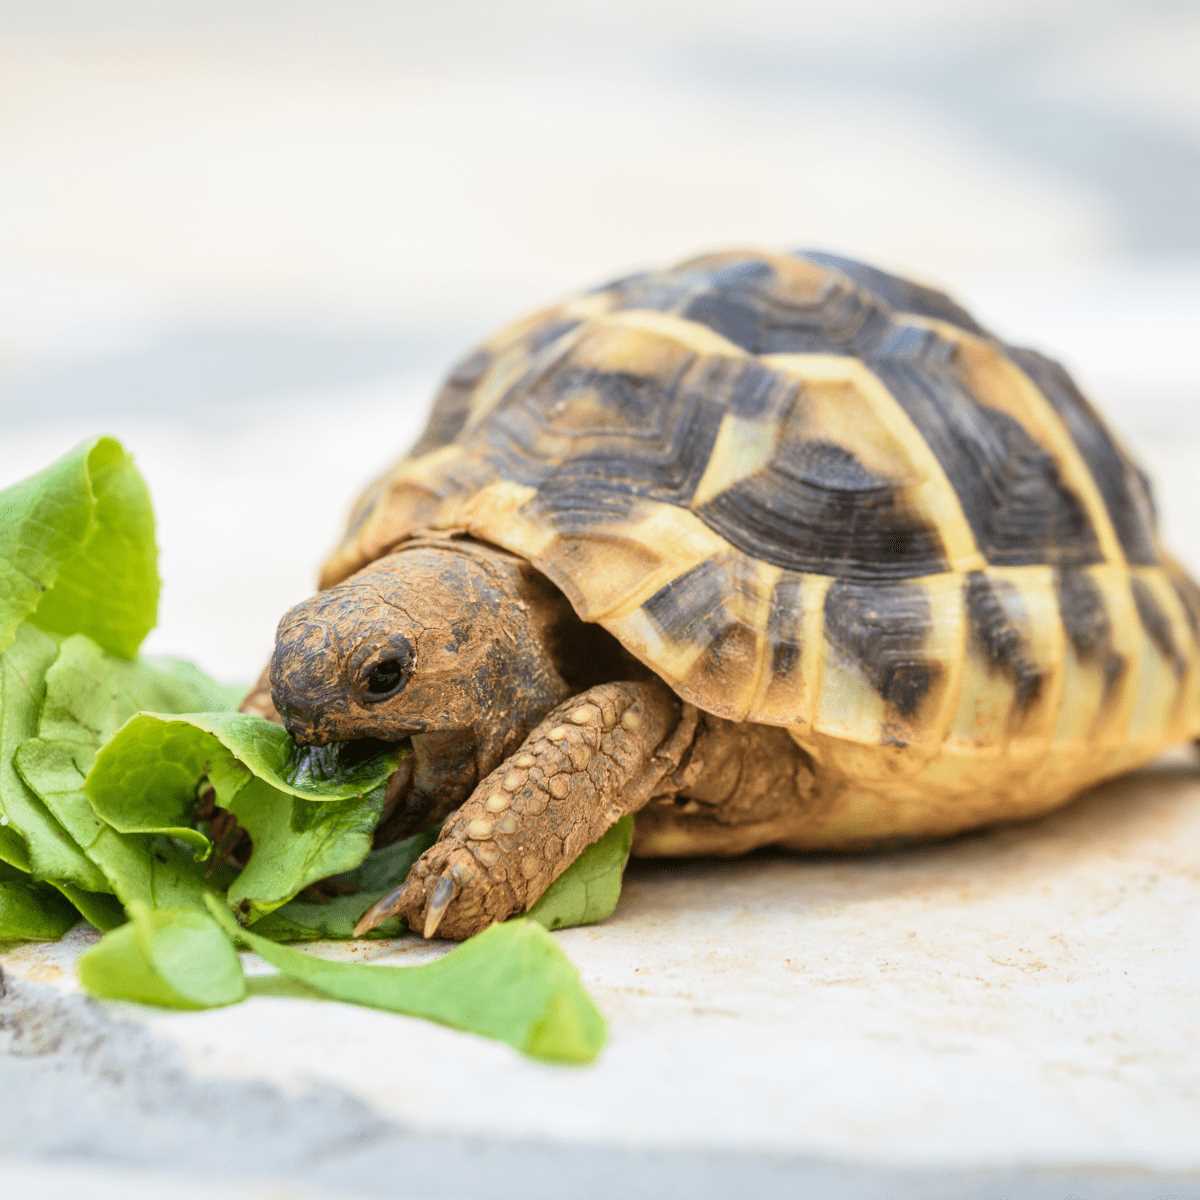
[269,540,573,829]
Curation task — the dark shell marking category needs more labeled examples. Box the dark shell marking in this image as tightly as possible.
[607,252,892,357]
[868,325,1104,568]
[697,434,949,579]
[1007,346,1159,566]
[642,556,766,703]
[1131,577,1186,678]
[1168,565,1200,641]
[643,557,761,672]
[492,357,720,507]
[823,580,939,719]
[795,251,989,336]
[409,347,492,459]
[1055,569,1127,697]
[767,574,805,679]
[643,558,733,647]
[964,572,1044,710]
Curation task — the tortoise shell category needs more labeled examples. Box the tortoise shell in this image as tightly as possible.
[323,249,1200,833]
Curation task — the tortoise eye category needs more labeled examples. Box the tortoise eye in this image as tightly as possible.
[364,658,409,699]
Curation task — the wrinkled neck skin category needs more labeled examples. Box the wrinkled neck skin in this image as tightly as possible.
[270,538,578,838]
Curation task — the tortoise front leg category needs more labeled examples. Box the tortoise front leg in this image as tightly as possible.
[356,680,694,940]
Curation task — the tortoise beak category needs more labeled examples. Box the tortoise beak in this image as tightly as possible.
[285,737,401,787]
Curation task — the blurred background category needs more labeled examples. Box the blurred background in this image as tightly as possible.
[3,0,1198,682]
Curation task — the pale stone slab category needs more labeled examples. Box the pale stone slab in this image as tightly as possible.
[4,751,1200,1184]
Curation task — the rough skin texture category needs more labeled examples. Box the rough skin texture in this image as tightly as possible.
[636,717,819,858]
[369,680,692,939]
[270,540,575,840]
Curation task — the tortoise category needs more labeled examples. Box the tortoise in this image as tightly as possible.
[253,247,1200,940]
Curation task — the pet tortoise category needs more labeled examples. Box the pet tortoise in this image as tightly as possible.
[256,248,1200,940]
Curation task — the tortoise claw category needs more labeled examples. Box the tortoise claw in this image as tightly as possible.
[353,881,412,938]
[422,872,459,939]
[352,860,471,939]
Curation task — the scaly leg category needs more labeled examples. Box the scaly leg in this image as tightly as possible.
[356,680,694,940]
[632,715,818,856]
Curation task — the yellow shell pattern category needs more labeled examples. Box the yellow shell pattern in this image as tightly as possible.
[322,249,1200,848]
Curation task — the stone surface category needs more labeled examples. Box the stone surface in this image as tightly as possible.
[4,752,1200,1197]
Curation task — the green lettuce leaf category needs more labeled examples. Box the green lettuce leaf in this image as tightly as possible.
[528,816,633,931]
[84,712,402,923]
[17,735,215,914]
[223,778,388,924]
[0,436,158,660]
[0,859,79,942]
[88,711,400,810]
[0,831,29,874]
[0,435,170,892]
[0,624,107,890]
[13,635,241,914]
[0,882,77,942]
[207,896,605,1063]
[78,902,246,1009]
[253,830,437,941]
[28,637,236,855]
[53,883,126,932]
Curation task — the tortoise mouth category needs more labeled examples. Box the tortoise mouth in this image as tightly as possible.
[285,736,412,788]
[342,735,403,769]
